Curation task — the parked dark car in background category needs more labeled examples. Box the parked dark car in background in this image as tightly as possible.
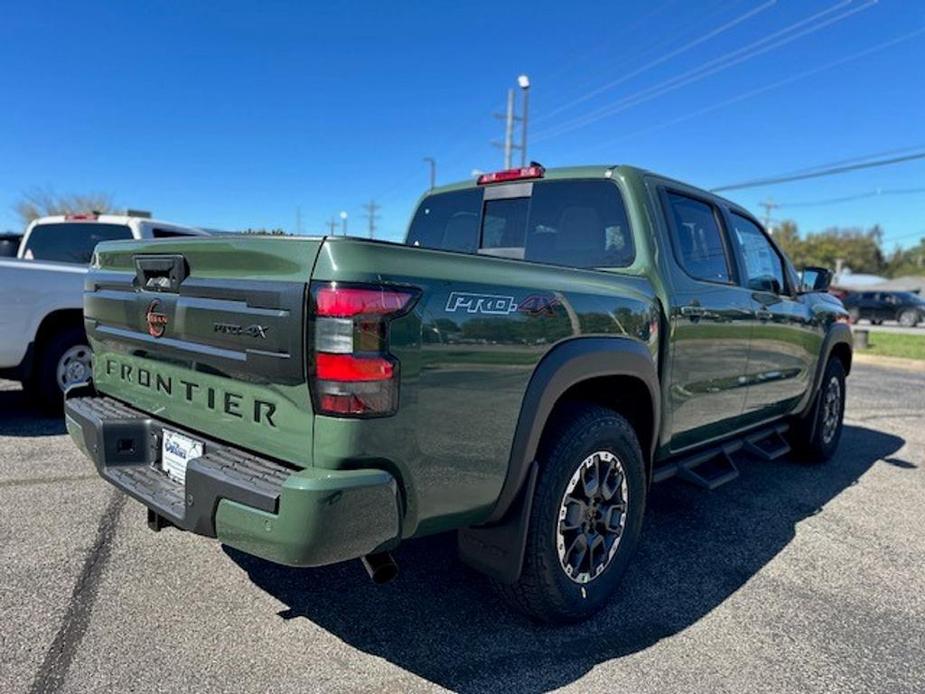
[0,233,22,257]
[844,290,925,326]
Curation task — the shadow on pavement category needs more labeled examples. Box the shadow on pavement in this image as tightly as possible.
[226,423,900,692]
[0,386,65,437]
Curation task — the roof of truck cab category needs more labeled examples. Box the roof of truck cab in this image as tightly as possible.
[25,214,208,233]
[427,164,747,211]
[428,165,634,195]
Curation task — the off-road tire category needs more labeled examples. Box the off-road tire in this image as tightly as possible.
[493,405,646,623]
[792,358,846,462]
[31,327,91,414]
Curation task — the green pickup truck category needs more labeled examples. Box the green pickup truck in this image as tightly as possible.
[65,164,852,622]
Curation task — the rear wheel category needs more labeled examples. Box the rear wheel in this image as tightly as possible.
[792,358,846,462]
[494,405,646,623]
[31,327,92,413]
[847,307,861,323]
[899,309,919,327]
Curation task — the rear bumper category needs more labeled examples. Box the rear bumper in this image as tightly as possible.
[64,387,401,567]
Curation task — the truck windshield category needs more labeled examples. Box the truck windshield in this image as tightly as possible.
[22,223,132,264]
[406,180,634,268]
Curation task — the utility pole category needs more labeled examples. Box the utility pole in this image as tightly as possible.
[492,75,531,168]
[325,217,338,235]
[503,88,515,169]
[361,200,381,239]
[423,157,436,190]
[339,211,348,236]
[759,198,779,231]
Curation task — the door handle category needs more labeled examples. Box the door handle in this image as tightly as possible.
[755,308,773,322]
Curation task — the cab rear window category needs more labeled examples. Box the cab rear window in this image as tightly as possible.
[406,180,634,269]
[22,223,132,264]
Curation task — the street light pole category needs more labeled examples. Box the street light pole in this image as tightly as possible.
[518,74,530,167]
[423,157,436,190]
[339,210,348,236]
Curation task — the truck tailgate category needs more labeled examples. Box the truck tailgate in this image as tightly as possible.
[84,236,323,467]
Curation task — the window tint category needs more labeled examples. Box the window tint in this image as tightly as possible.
[22,223,132,264]
[666,193,730,283]
[406,180,635,268]
[405,189,482,253]
[525,180,634,268]
[730,213,785,293]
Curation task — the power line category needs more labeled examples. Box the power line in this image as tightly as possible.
[535,0,778,125]
[534,0,867,141]
[533,0,873,142]
[581,27,925,155]
[541,0,681,86]
[778,187,925,208]
[711,151,925,192]
[361,200,381,239]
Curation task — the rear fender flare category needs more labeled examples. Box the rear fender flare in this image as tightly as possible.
[458,337,659,584]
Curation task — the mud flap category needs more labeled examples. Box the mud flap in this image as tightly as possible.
[457,460,538,584]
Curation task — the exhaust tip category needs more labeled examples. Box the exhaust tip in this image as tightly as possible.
[361,552,398,584]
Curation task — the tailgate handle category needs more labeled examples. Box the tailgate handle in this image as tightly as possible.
[134,255,189,293]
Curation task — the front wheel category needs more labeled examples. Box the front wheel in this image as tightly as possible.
[494,405,646,623]
[792,358,846,462]
[847,307,861,324]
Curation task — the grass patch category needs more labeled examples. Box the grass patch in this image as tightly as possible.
[862,332,925,360]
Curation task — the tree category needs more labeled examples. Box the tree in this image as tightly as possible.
[885,238,925,278]
[770,220,886,274]
[772,220,801,260]
[14,187,116,224]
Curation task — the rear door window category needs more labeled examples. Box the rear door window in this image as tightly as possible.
[665,193,731,283]
[22,223,132,264]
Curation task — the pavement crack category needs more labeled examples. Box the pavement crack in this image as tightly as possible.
[0,474,98,489]
[29,490,126,694]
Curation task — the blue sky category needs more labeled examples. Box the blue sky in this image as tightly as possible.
[1,0,923,249]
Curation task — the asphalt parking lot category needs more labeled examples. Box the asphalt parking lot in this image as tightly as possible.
[1,362,923,694]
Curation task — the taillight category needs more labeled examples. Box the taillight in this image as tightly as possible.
[309,282,417,417]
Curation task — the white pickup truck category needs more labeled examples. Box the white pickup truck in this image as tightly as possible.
[0,213,207,410]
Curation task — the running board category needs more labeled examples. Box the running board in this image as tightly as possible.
[743,423,791,461]
[653,423,792,490]
[653,441,741,490]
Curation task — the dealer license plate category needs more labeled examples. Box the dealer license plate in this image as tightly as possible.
[161,429,204,485]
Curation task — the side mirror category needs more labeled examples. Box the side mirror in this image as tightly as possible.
[799,266,832,293]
